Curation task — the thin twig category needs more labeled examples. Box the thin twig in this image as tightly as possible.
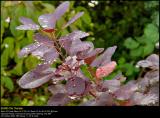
[50,32,65,61]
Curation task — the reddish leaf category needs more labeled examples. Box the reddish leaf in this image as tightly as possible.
[96,61,117,78]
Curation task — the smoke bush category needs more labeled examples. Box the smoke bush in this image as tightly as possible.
[16,1,159,106]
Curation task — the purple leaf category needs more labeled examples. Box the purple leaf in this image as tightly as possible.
[146,54,159,69]
[137,77,150,92]
[18,43,41,57]
[34,63,51,72]
[80,99,96,106]
[47,93,71,106]
[16,25,40,30]
[63,12,84,28]
[131,92,159,105]
[38,2,69,29]
[101,79,121,92]
[136,54,159,69]
[19,17,36,25]
[113,72,126,83]
[69,41,94,56]
[148,83,159,98]
[114,80,138,100]
[136,60,154,68]
[91,46,117,67]
[48,85,66,95]
[83,48,104,59]
[18,69,54,89]
[59,30,89,43]
[76,69,88,79]
[59,30,89,54]
[146,54,159,64]
[95,92,114,106]
[33,33,54,46]
[144,70,159,85]
[16,17,40,30]
[38,13,57,29]
[43,48,59,64]
[31,45,52,58]
[77,48,104,64]
[66,77,86,96]
[53,1,70,20]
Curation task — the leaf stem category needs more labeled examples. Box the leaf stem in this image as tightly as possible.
[50,32,65,61]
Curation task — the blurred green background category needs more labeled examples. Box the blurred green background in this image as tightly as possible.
[1,1,159,106]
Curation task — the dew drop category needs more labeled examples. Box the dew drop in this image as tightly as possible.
[155,42,159,49]
[37,56,41,59]
[36,42,41,46]
[4,44,9,48]
[108,89,112,93]
[5,17,10,23]
[135,65,139,68]
[48,61,52,64]
[25,47,30,51]
[68,95,80,100]
[52,79,60,84]
[43,62,47,64]
[41,58,45,61]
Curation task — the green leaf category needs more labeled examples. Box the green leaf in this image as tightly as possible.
[1,77,14,92]
[135,35,148,44]
[118,57,126,64]
[27,31,34,42]
[80,65,94,81]
[81,12,91,25]
[1,21,4,39]
[10,19,25,39]
[14,43,21,63]
[43,3,55,13]
[124,37,139,49]
[1,7,8,21]
[1,49,9,66]
[61,29,69,36]
[1,99,9,106]
[14,3,27,18]
[1,86,4,97]
[152,11,159,27]
[130,46,143,58]
[144,23,159,43]
[56,17,65,29]
[11,60,23,76]
[21,98,29,106]
[103,71,121,80]
[120,63,134,76]
[9,3,26,38]
[34,95,47,106]
[142,43,154,57]
[1,37,15,66]
[24,55,39,70]
[75,6,91,26]
[11,96,21,106]
[19,37,33,48]
[3,37,15,58]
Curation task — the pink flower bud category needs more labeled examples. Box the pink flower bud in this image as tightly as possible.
[96,61,117,78]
